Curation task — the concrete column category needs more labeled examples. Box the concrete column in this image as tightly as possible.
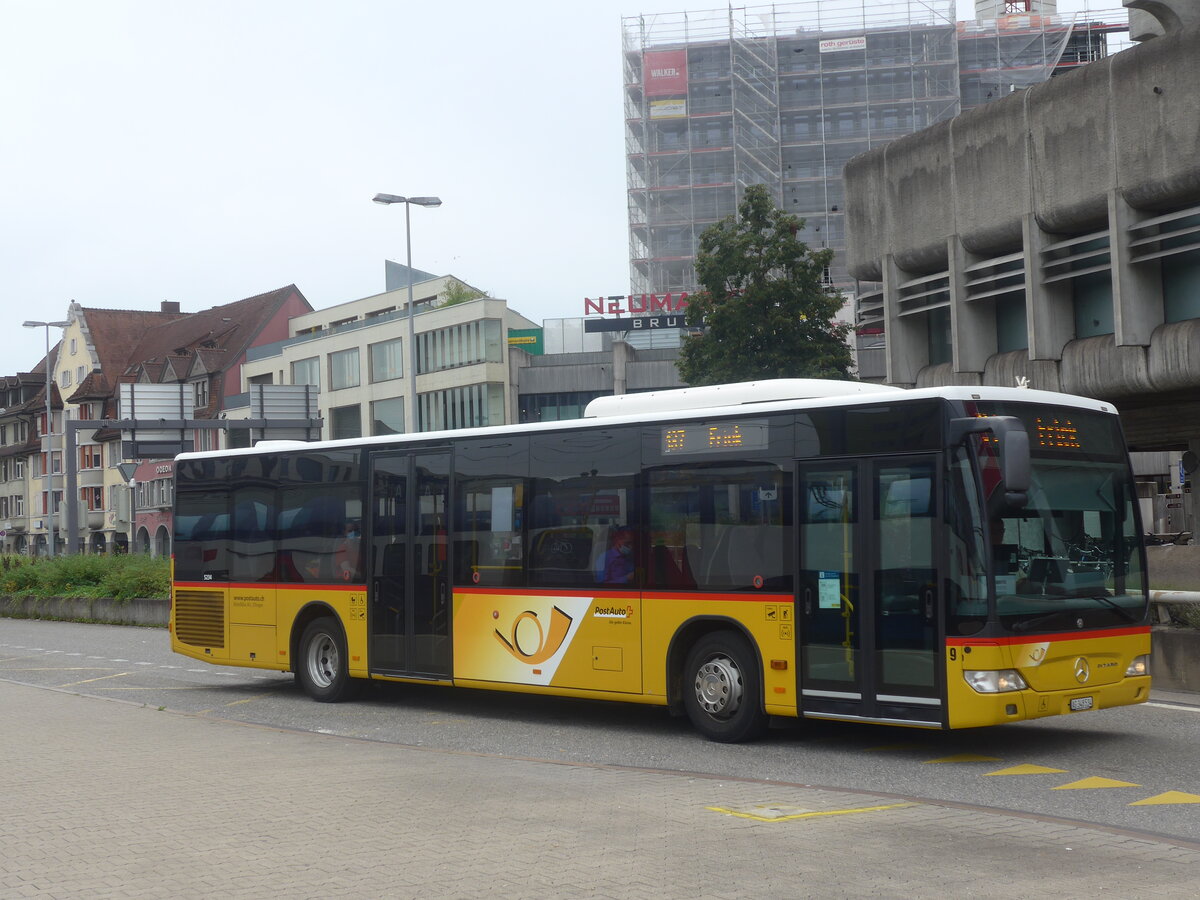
[1109,190,1163,347]
[612,340,630,396]
[948,235,994,375]
[882,253,924,387]
[1023,214,1075,361]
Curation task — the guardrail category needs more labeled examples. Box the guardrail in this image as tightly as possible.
[1149,590,1200,625]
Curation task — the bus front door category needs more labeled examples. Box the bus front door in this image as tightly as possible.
[797,456,944,726]
[368,450,452,679]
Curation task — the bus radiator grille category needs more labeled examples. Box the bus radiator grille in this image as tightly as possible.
[174,590,225,648]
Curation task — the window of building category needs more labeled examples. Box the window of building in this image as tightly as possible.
[1163,247,1200,324]
[70,338,77,354]
[330,316,357,328]
[329,348,361,390]
[14,458,24,478]
[51,451,62,475]
[418,383,504,432]
[1073,272,1114,338]
[415,320,502,375]
[80,445,102,469]
[193,428,218,452]
[248,373,273,386]
[81,486,103,510]
[60,369,71,387]
[11,494,22,516]
[519,391,611,424]
[926,307,952,366]
[371,397,405,435]
[330,404,362,440]
[369,338,404,383]
[995,297,1029,352]
[291,357,320,388]
[76,366,86,383]
[193,380,209,408]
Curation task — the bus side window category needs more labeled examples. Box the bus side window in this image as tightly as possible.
[648,465,791,592]
[455,479,525,587]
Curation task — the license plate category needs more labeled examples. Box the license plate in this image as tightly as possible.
[1069,696,1094,712]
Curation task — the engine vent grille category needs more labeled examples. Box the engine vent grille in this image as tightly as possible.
[174,590,225,648]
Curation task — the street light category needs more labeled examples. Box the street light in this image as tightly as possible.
[23,319,70,557]
[372,193,442,434]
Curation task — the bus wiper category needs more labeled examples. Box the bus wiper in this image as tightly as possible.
[1076,593,1138,624]
[1011,611,1068,633]
[1010,594,1137,633]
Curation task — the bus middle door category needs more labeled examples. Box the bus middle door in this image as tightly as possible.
[368,450,451,679]
[797,456,944,726]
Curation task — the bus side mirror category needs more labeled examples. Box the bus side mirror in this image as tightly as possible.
[948,416,1030,509]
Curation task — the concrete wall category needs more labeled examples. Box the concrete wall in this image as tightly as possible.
[848,24,1200,277]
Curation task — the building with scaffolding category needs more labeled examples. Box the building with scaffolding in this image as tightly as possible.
[623,1,1128,299]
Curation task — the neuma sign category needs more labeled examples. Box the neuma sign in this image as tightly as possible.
[643,50,687,97]
[584,293,689,315]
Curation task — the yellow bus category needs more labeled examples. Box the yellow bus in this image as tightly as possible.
[170,380,1151,741]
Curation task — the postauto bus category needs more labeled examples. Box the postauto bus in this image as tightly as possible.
[170,380,1150,742]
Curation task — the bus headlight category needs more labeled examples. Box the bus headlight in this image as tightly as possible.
[1124,655,1149,677]
[964,669,1028,693]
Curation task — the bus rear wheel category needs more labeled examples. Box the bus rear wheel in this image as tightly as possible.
[297,617,354,702]
[683,631,767,743]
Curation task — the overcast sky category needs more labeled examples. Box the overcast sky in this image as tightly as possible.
[0,0,1124,373]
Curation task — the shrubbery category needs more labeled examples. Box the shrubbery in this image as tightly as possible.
[0,554,170,602]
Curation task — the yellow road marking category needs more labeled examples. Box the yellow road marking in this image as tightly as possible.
[1053,777,1140,790]
[1129,791,1200,806]
[707,802,915,823]
[924,754,1001,764]
[984,765,1069,776]
[58,672,131,688]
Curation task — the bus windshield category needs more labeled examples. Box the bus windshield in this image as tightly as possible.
[975,402,1147,633]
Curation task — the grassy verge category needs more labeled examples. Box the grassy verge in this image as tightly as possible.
[0,554,170,603]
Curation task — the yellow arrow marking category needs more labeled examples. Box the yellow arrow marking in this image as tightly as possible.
[707,802,915,823]
[924,754,1002,764]
[984,765,1069,776]
[58,672,131,687]
[1053,777,1141,790]
[1129,791,1200,806]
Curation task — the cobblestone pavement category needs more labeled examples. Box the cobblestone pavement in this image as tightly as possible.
[3,679,1198,899]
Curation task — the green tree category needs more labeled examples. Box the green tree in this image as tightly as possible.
[440,278,488,307]
[676,184,854,386]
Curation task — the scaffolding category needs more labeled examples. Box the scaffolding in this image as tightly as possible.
[622,1,1130,297]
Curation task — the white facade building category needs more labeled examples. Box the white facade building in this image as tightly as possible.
[240,278,538,436]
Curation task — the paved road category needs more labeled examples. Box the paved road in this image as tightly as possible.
[4,674,1200,898]
[3,619,1200,860]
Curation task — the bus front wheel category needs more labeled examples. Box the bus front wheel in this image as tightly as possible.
[297,617,354,702]
[683,631,767,743]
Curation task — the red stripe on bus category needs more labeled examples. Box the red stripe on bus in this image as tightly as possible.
[946,625,1150,646]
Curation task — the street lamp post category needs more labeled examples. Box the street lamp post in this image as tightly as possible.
[372,193,442,434]
[23,319,70,557]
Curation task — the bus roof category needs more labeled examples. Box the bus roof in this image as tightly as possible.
[175,382,1120,463]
